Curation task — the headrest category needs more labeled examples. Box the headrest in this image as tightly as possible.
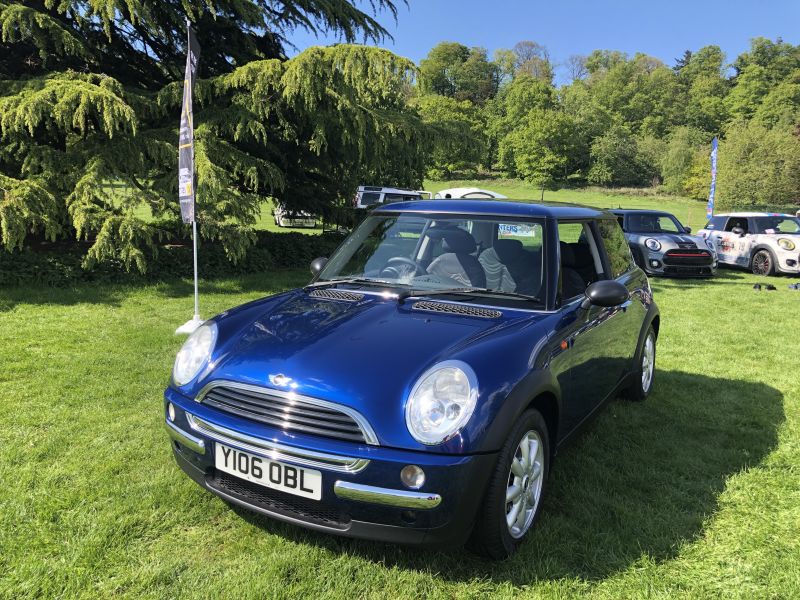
[560,241,593,268]
[428,227,477,254]
[494,239,524,262]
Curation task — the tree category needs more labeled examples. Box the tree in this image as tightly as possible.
[418,42,499,104]
[414,95,487,178]
[660,126,710,194]
[499,109,581,187]
[716,121,800,210]
[0,1,419,271]
[587,125,656,187]
[566,55,588,81]
[512,41,553,83]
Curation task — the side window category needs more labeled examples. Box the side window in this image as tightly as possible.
[596,219,634,279]
[724,217,749,233]
[704,216,726,230]
[557,222,602,301]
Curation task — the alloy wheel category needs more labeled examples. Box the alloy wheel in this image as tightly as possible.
[752,251,770,275]
[505,430,544,539]
[641,332,655,393]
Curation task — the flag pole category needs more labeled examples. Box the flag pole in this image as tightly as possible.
[176,17,203,335]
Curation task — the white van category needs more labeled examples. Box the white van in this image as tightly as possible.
[434,187,507,199]
[353,186,431,209]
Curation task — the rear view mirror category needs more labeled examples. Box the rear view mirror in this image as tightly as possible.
[684,226,692,234]
[310,257,328,277]
[581,280,629,309]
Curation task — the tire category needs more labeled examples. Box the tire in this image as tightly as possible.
[625,326,656,401]
[469,409,550,560]
[751,249,776,276]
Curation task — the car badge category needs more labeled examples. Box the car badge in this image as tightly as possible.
[269,373,292,387]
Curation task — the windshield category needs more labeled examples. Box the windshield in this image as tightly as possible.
[319,213,546,304]
[626,213,685,234]
[752,216,800,234]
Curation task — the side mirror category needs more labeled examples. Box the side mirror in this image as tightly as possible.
[683,226,692,234]
[731,226,745,236]
[310,257,328,277]
[581,280,629,309]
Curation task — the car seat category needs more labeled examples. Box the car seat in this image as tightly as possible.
[560,241,595,299]
[426,228,487,287]
[479,239,542,296]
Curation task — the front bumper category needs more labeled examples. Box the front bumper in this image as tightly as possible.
[641,247,717,277]
[164,389,496,547]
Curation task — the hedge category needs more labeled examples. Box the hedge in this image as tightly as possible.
[0,231,346,288]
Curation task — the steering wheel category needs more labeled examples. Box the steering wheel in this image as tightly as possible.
[380,256,424,279]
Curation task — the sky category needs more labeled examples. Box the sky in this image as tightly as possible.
[288,0,800,83]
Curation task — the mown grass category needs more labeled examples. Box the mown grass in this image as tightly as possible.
[1,266,798,599]
[425,178,709,231]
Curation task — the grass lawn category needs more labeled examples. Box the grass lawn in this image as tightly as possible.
[2,267,799,599]
[425,179,709,231]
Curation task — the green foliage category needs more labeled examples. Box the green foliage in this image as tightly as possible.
[588,125,658,187]
[418,42,499,104]
[414,94,487,178]
[499,109,581,187]
[716,120,800,210]
[660,126,709,194]
[0,230,345,287]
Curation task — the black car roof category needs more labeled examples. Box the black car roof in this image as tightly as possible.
[374,199,613,219]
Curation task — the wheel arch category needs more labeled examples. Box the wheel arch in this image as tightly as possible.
[525,392,559,458]
[478,369,561,454]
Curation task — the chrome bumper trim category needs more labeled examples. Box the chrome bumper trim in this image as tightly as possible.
[186,413,369,474]
[333,481,442,509]
[165,419,206,455]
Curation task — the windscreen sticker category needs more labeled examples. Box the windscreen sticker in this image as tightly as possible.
[498,223,536,238]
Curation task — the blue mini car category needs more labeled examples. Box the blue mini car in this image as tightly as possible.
[164,200,660,559]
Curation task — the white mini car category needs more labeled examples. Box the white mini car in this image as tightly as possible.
[434,187,508,199]
[697,212,800,276]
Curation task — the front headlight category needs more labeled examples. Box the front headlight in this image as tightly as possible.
[173,322,217,386]
[645,238,661,251]
[405,361,478,445]
[777,238,796,251]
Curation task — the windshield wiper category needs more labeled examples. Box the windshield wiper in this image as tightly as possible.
[303,277,406,292]
[398,287,541,304]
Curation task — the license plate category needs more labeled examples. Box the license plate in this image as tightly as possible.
[215,443,322,500]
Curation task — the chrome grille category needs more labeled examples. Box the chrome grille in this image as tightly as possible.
[308,289,364,302]
[412,301,502,319]
[198,382,375,444]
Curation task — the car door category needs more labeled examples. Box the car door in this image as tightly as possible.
[551,220,635,435]
[717,216,752,267]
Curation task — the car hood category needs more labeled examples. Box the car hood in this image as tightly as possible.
[627,232,708,248]
[188,289,545,450]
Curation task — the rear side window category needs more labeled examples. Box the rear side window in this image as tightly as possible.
[359,192,381,206]
[596,219,633,279]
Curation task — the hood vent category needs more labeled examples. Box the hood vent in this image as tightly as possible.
[308,289,364,302]
[412,300,502,319]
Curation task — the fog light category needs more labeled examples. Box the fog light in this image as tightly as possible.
[787,259,797,267]
[650,260,661,268]
[400,465,425,489]
[168,402,176,421]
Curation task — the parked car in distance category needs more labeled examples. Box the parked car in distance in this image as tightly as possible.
[698,212,800,276]
[165,200,659,559]
[434,187,508,199]
[353,185,431,209]
[611,209,717,277]
[272,204,317,228]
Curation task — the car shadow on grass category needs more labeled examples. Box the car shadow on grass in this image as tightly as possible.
[232,369,783,586]
[648,267,750,291]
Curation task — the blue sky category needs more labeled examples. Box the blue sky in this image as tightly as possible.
[288,0,800,82]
